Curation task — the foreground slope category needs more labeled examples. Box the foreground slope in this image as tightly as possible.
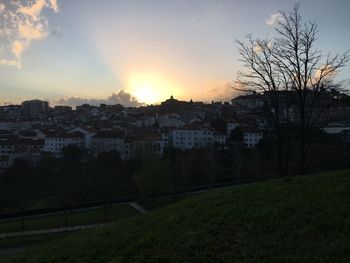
[12,170,350,262]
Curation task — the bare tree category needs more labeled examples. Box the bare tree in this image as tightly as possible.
[236,36,291,177]
[236,4,349,175]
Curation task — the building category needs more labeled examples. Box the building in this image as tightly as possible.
[169,126,215,150]
[92,130,125,156]
[21,100,49,118]
[0,155,10,169]
[224,118,240,136]
[242,128,263,148]
[213,132,226,145]
[0,138,44,168]
[231,93,264,113]
[11,139,44,167]
[125,131,164,159]
[68,127,97,151]
[42,130,84,157]
[53,105,72,113]
[0,105,22,120]
[0,120,32,131]
[157,114,186,128]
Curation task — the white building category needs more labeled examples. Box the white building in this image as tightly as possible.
[213,132,226,145]
[92,130,125,156]
[0,120,32,131]
[170,127,215,150]
[125,131,164,159]
[225,119,240,136]
[158,114,186,128]
[0,138,44,168]
[43,130,84,157]
[68,127,96,151]
[243,130,263,148]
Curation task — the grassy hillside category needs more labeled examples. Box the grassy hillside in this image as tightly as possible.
[10,170,350,263]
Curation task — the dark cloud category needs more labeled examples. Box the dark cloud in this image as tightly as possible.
[55,90,144,108]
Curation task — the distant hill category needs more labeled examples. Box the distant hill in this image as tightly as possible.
[11,170,350,262]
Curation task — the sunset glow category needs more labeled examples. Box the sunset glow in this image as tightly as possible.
[0,0,349,107]
[127,73,181,104]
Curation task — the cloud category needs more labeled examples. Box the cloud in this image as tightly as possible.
[0,58,18,66]
[18,19,48,40]
[11,40,24,58]
[55,90,144,108]
[51,26,62,37]
[312,64,337,83]
[0,3,5,13]
[206,81,236,102]
[266,12,283,27]
[17,0,47,20]
[342,79,350,90]
[0,0,58,68]
[49,0,58,12]
[253,44,262,54]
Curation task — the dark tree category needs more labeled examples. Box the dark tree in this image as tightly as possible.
[230,127,243,142]
[9,159,32,230]
[97,150,121,169]
[62,145,82,161]
[210,118,227,134]
[236,4,349,175]
[134,154,173,200]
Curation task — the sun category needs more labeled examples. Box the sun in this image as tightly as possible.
[127,72,179,104]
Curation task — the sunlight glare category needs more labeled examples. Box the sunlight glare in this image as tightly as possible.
[127,72,180,104]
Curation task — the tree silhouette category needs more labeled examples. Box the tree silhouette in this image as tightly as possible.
[236,4,349,175]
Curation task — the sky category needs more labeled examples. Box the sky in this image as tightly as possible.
[0,0,349,107]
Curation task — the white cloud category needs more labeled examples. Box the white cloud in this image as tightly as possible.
[0,58,19,67]
[11,40,24,58]
[313,64,336,82]
[253,44,262,54]
[17,0,47,20]
[18,19,48,40]
[0,0,59,68]
[0,3,5,13]
[266,12,283,27]
[49,0,58,12]
[55,90,144,108]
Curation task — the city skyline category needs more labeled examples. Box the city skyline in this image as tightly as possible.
[0,0,350,107]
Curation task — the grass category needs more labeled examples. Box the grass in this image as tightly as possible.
[0,232,72,249]
[137,195,185,210]
[21,194,62,211]
[7,170,350,262]
[0,232,78,263]
[0,204,139,234]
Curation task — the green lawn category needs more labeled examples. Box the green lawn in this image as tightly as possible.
[0,204,139,234]
[8,170,350,262]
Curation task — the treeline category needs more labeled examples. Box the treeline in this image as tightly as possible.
[1,129,349,217]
